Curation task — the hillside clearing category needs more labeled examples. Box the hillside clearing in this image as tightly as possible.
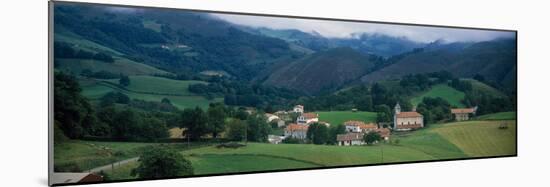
[79,79,223,109]
[55,58,169,76]
[411,84,465,107]
[104,75,207,96]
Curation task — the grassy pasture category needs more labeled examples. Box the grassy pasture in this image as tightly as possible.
[317,111,377,125]
[184,143,435,167]
[54,140,176,172]
[104,75,206,96]
[55,58,169,76]
[475,112,516,120]
[188,154,319,175]
[432,120,517,157]
[411,84,465,107]
[79,78,223,109]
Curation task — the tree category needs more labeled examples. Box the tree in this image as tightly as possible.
[111,109,139,140]
[374,105,392,123]
[207,103,227,138]
[328,124,347,145]
[119,74,130,87]
[364,131,381,145]
[226,119,247,141]
[54,72,94,139]
[306,123,329,145]
[131,147,193,179]
[246,114,270,142]
[180,107,208,140]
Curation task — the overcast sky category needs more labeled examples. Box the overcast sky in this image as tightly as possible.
[211,13,515,43]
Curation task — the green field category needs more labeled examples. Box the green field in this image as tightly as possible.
[433,120,516,157]
[80,78,223,109]
[411,84,465,107]
[104,75,207,96]
[56,58,169,76]
[317,111,377,125]
[475,112,516,120]
[189,154,319,175]
[53,140,181,172]
[60,116,516,181]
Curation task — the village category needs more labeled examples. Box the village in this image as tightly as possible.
[266,104,478,146]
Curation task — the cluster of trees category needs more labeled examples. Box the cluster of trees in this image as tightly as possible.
[54,72,172,141]
[416,97,452,125]
[180,104,271,142]
[54,42,114,63]
[187,77,302,111]
[285,122,347,145]
[131,147,194,179]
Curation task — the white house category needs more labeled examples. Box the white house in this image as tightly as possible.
[451,106,478,121]
[393,103,424,131]
[337,133,364,146]
[284,123,308,139]
[344,120,378,133]
[293,105,304,113]
[297,112,319,125]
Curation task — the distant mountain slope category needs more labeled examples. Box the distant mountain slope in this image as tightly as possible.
[263,47,375,94]
[242,27,426,57]
[361,39,516,90]
[54,3,302,80]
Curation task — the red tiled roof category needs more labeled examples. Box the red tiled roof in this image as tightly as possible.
[360,123,378,130]
[375,128,391,138]
[336,133,364,141]
[451,108,476,114]
[396,111,423,118]
[344,120,365,126]
[302,113,318,119]
[285,123,308,131]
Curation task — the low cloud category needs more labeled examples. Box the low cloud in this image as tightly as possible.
[212,13,514,43]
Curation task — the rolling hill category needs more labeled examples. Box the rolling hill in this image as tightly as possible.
[263,47,375,94]
[361,39,517,90]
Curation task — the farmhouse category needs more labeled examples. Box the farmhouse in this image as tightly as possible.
[393,103,424,131]
[297,112,319,125]
[344,120,378,133]
[284,123,308,139]
[451,107,478,121]
[293,105,304,113]
[375,128,391,141]
[337,132,364,146]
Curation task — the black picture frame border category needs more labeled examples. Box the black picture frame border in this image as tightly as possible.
[48,0,518,186]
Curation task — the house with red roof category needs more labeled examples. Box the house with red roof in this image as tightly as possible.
[297,112,319,125]
[451,106,478,121]
[393,103,424,131]
[284,123,309,139]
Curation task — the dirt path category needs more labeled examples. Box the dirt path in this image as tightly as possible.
[87,157,139,173]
